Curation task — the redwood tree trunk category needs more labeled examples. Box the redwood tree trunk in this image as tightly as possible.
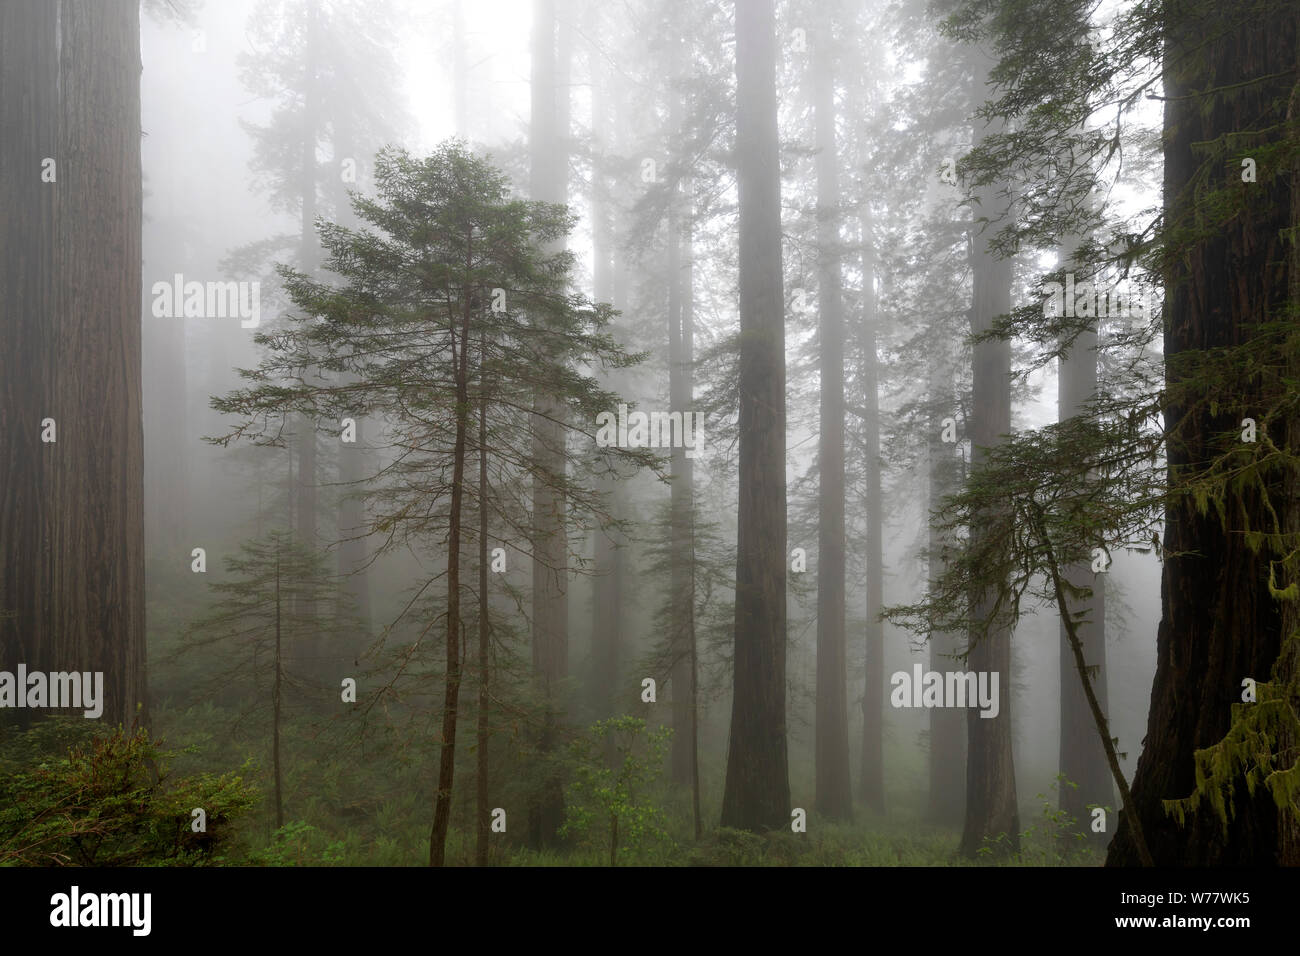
[958,49,1018,858]
[0,0,56,730]
[668,49,698,789]
[927,356,965,825]
[1057,316,1112,844]
[528,0,570,849]
[1107,3,1299,867]
[858,217,886,813]
[46,0,147,729]
[812,17,853,822]
[721,0,790,833]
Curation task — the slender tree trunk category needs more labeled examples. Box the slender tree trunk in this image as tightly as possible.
[721,0,790,832]
[858,215,885,813]
[476,331,492,867]
[1057,301,1112,844]
[430,271,474,867]
[274,554,284,831]
[0,0,56,730]
[811,19,852,821]
[46,0,147,728]
[1036,517,1150,865]
[1108,4,1299,866]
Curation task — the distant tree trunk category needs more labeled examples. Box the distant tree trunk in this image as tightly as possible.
[1107,5,1299,867]
[721,0,790,833]
[811,19,852,821]
[959,49,1018,858]
[453,0,469,139]
[683,183,702,842]
[589,44,622,720]
[668,37,698,795]
[1057,303,1112,844]
[296,0,319,556]
[927,355,965,825]
[143,309,189,559]
[858,215,886,813]
[331,118,372,641]
[45,0,146,728]
[528,0,570,849]
[0,0,56,730]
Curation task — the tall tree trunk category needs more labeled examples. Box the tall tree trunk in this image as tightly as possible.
[331,115,372,640]
[291,4,321,702]
[811,18,852,821]
[958,48,1018,858]
[0,0,56,730]
[273,553,284,831]
[296,0,319,556]
[46,0,147,728]
[430,279,474,867]
[927,356,965,825]
[721,0,790,833]
[668,39,698,792]
[683,181,702,841]
[528,0,570,849]
[1057,300,1112,845]
[453,0,469,139]
[475,331,492,867]
[589,38,622,721]
[858,215,886,813]
[1107,3,1299,867]
[1276,57,1300,866]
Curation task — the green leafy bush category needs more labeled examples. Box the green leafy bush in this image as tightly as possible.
[0,723,257,866]
[560,716,674,865]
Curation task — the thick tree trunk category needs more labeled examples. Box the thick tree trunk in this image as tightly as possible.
[858,218,886,813]
[296,1,319,556]
[45,0,147,729]
[682,186,702,841]
[721,0,790,833]
[927,356,966,825]
[589,30,622,724]
[811,19,853,822]
[1107,4,1299,866]
[668,59,698,789]
[0,0,57,730]
[958,50,1018,857]
[528,0,570,849]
